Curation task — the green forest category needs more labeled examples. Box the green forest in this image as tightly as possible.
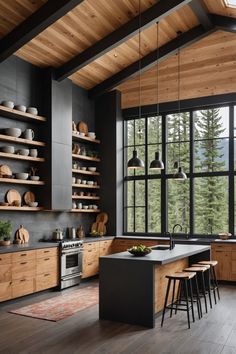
[125,108,229,235]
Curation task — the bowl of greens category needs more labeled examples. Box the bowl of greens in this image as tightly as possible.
[128,244,152,257]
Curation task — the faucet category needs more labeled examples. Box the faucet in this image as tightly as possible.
[169,224,183,250]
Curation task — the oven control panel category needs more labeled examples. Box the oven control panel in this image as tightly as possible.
[61,240,83,249]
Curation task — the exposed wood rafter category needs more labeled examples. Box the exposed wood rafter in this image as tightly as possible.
[211,14,236,33]
[54,0,192,81]
[0,0,84,63]
[88,25,215,99]
[189,0,213,30]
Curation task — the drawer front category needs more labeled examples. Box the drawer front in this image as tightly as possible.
[36,248,58,259]
[12,278,34,298]
[211,244,232,252]
[36,257,58,275]
[0,281,12,302]
[83,242,99,251]
[36,271,59,292]
[0,253,12,265]
[82,260,99,279]
[99,247,112,257]
[99,240,113,249]
[12,250,36,263]
[0,264,11,283]
[84,249,99,262]
[12,259,36,280]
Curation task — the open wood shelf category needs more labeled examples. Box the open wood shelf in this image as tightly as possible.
[0,134,45,147]
[72,183,100,189]
[71,209,100,213]
[72,132,100,144]
[72,195,100,200]
[72,168,100,176]
[0,178,44,185]
[0,105,46,122]
[72,154,100,162]
[0,206,44,211]
[0,152,45,162]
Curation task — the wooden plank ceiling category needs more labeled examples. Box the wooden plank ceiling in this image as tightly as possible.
[0,0,236,108]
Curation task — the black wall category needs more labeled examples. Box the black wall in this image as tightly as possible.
[0,56,97,241]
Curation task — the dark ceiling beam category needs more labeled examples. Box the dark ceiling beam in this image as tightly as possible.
[54,0,192,81]
[211,14,236,33]
[88,25,215,99]
[189,0,213,30]
[0,0,84,63]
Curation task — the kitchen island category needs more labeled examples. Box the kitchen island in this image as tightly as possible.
[99,244,211,328]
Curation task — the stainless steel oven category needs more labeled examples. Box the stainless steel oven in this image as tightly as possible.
[60,240,83,290]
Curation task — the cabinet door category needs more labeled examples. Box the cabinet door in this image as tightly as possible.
[36,271,59,292]
[12,278,35,299]
[36,256,58,275]
[231,251,236,280]
[0,282,11,302]
[212,250,231,281]
[12,259,36,280]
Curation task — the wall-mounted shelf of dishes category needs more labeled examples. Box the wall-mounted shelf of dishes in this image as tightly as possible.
[72,132,100,144]
[0,206,44,211]
[72,154,100,162]
[71,209,100,213]
[0,103,46,123]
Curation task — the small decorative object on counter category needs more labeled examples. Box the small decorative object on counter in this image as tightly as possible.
[219,232,232,240]
[128,244,152,257]
[15,224,29,244]
[91,212,108,236]
[52,228,64,240]
[77,225,85,239]
[0,220,12,246]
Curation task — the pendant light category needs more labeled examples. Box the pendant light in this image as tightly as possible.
[173,46,187,180]
[149,22,164,170]
[127,0,144,170]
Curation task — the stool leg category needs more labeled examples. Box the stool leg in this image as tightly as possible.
[184,279,191,329]
[170,279,176,318]
[213,266,220,300]
[195,276,202,319]
[201,272,208,313]
[161,278,171,327]
[175,280,182,315]
[206,269,213,308]
[189,279,195,323]
[210,267,217,305]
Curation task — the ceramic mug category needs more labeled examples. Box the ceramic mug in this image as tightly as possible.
[29,149,38,157]
[23,129,34,140]
[72,177,76,184]
[78,202,82,209]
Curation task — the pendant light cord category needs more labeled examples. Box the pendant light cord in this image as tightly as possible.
[156,22,159,145]
[178,47,181,166]
[138,0,141,124]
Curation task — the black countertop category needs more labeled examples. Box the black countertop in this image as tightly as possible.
[0,242,59,254]
[100,244,211,265]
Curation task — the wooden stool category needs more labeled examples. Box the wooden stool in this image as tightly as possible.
[184,266,212,314]
[191,263,214,307]
[198,260,220,303]
[161,272,196,329]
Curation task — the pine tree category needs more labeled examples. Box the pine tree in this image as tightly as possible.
[195,108,228,234]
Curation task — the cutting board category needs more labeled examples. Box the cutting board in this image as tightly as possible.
[96,212,108,224]
[23,191,35,205]
[5,189,21,205]
[77,121,88,135]
[15,225,29,243]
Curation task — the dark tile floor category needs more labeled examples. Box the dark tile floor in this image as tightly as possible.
[0,282,236,354]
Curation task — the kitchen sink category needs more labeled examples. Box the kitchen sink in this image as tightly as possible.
[152,246,169,250]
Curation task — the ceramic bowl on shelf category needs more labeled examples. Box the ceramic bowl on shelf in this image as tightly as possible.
[82,205,88,209]
[79,132,85,137]
[14,105,26,112]
[28,201,38,207]
[15,173,29,180]
[17,149,29,156]
[87,181,94,186]
[88,167,96,172]
[88,132,96,139]
[81,167,87,171]
[1,100,14,109]
[30,176,40,181]
[5,128,21,138]
[1,146,15,154]
[93,205,98,210]
[82,180,87,185]
[29,149,38,157]
[26,107,38,115]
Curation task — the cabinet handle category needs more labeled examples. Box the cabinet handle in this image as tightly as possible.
[88,250,92,252]
[88,262,92,265]
[44,258,50,261]
[20,279,26,282]
[20,254,27,257]
[44,250,50,253]
[44,273,50,277]
[0,258,2,261]
[20,262,27,265]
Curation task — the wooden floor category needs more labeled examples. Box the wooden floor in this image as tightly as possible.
[0,282,236,354]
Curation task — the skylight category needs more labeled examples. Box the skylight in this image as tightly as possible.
[224,0,236,7]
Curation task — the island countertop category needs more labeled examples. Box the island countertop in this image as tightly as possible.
[100,244,211,265]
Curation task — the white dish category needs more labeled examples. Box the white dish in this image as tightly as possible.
[1,146,15,154]
[79,132,85,137]
[28,201,38,207]
[82,180,87,184]
[30,176,40,181]
[88,167,96,172]
[1,101,14,109]
[88,132,96,139]
[93,205,98,210]
[5,128,21,137]
[81,167,87,171]
[83,205,88,209]
[15,173,28,180]
[87,181,94,185]
[18,149,29,156]
[14,105,26,112]
[26,107,38,115]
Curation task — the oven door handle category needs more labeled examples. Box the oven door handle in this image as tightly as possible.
[61,272,82,280]
[61,250,83,256]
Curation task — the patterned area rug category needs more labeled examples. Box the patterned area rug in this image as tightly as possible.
[9,284,99,322]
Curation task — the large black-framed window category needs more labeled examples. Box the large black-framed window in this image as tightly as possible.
[123,100,235,237]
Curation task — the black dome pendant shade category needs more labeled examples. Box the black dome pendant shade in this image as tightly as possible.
[127,149,145,169]
[173,166,187,180]
[150,151,164,170]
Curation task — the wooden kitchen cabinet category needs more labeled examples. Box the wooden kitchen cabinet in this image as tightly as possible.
[112,239,164,253]
[0,247,59,302]
[82,242,100,279]
[211,243,236,281]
